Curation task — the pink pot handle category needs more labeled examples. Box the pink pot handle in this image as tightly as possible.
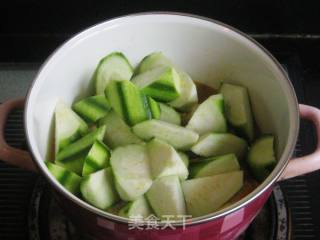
[0,98,37,172]
[280,104,320,180]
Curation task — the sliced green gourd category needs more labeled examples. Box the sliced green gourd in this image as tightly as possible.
[131,66,181,102]
[182,171,243,217]
[159,103,181,125]
[105,80,158,126]
[247,136,276,181]
[56,126,106,175]
[146,175,187,220]
[133,52,172,76]
[147,138,188,180]
[45,161,81,194]
[191,133,247,160]
[98,111,142,149]
[143,95,161,120]
[119,196,153,219]
[133,120,199,150]
[82,140,111,176]
[80,168,119,210]
[55,101,88,154]
[186,94,227,135]
[169,71,198,111]
[93,52,133,95]
[110,144,153,201]
[178,151,189,168]
[73,95,111,122]
[220,83,254,141]
[190,154,240,178]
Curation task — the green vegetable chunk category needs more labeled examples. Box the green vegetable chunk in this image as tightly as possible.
[93,52,133,95]
[82,140,111,176]
[186,94,227,135]
[73,95,111,122]
[169,71,198,111]
[220,83,254,141]
[55,101,88,154]
[191,133,247,160]
[46,161,81,194]
[55,126,106,175]
[131,66,181,102]
[159,103,181,125]
[105,80,159,126]
[146,175,186,220]
[190,154,240,178]
[247,136,276,181]
[98,111,142,148]
[182,171,243,217]
[110,144,153,201]
[119,196,153,219]
[133,52,172,76]
[133,120,199,150]
[80,168,120,210]
[147,138,188,180]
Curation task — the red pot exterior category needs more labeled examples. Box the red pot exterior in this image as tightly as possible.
[54,186,273,240]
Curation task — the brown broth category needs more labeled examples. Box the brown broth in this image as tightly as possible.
[193,82,260,209]
[196,82,219,102]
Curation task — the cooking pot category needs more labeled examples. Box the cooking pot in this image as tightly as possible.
[1,13,320,240]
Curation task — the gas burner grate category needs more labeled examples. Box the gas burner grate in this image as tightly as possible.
[280,177,316,239]
[0,109,37,240]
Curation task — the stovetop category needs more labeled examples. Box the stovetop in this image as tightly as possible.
[0,34,320,240]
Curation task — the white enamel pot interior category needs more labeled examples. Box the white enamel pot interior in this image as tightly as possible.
[25,13,299,225]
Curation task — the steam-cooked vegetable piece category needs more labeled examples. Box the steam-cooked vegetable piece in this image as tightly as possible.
[55,101,88,154]
[98,111,143,148]
[190,154,240,178]
[82,140,110,176]
[191,133,247,160]
[169,71,198,111]
[93,52,133,95]
[110,144,153,201]
[118,196,153,219]
[133,120,199,150]
[80,168,119,210]
[147,138,188,180]
[220,83,254,141]
[159,103,181,125]
[146,175,187,219]
[182,171,243,217]
[178,151,189,168]
[46,161,81,194]
[55,126,106,175]
[73,95,111,122]
[133,52,172,76]
[186,94,227,135]
[131,66,181,102]
[247,136,276,181]
[105,80,159,126]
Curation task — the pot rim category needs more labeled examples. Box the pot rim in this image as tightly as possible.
[24,11,300,227]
